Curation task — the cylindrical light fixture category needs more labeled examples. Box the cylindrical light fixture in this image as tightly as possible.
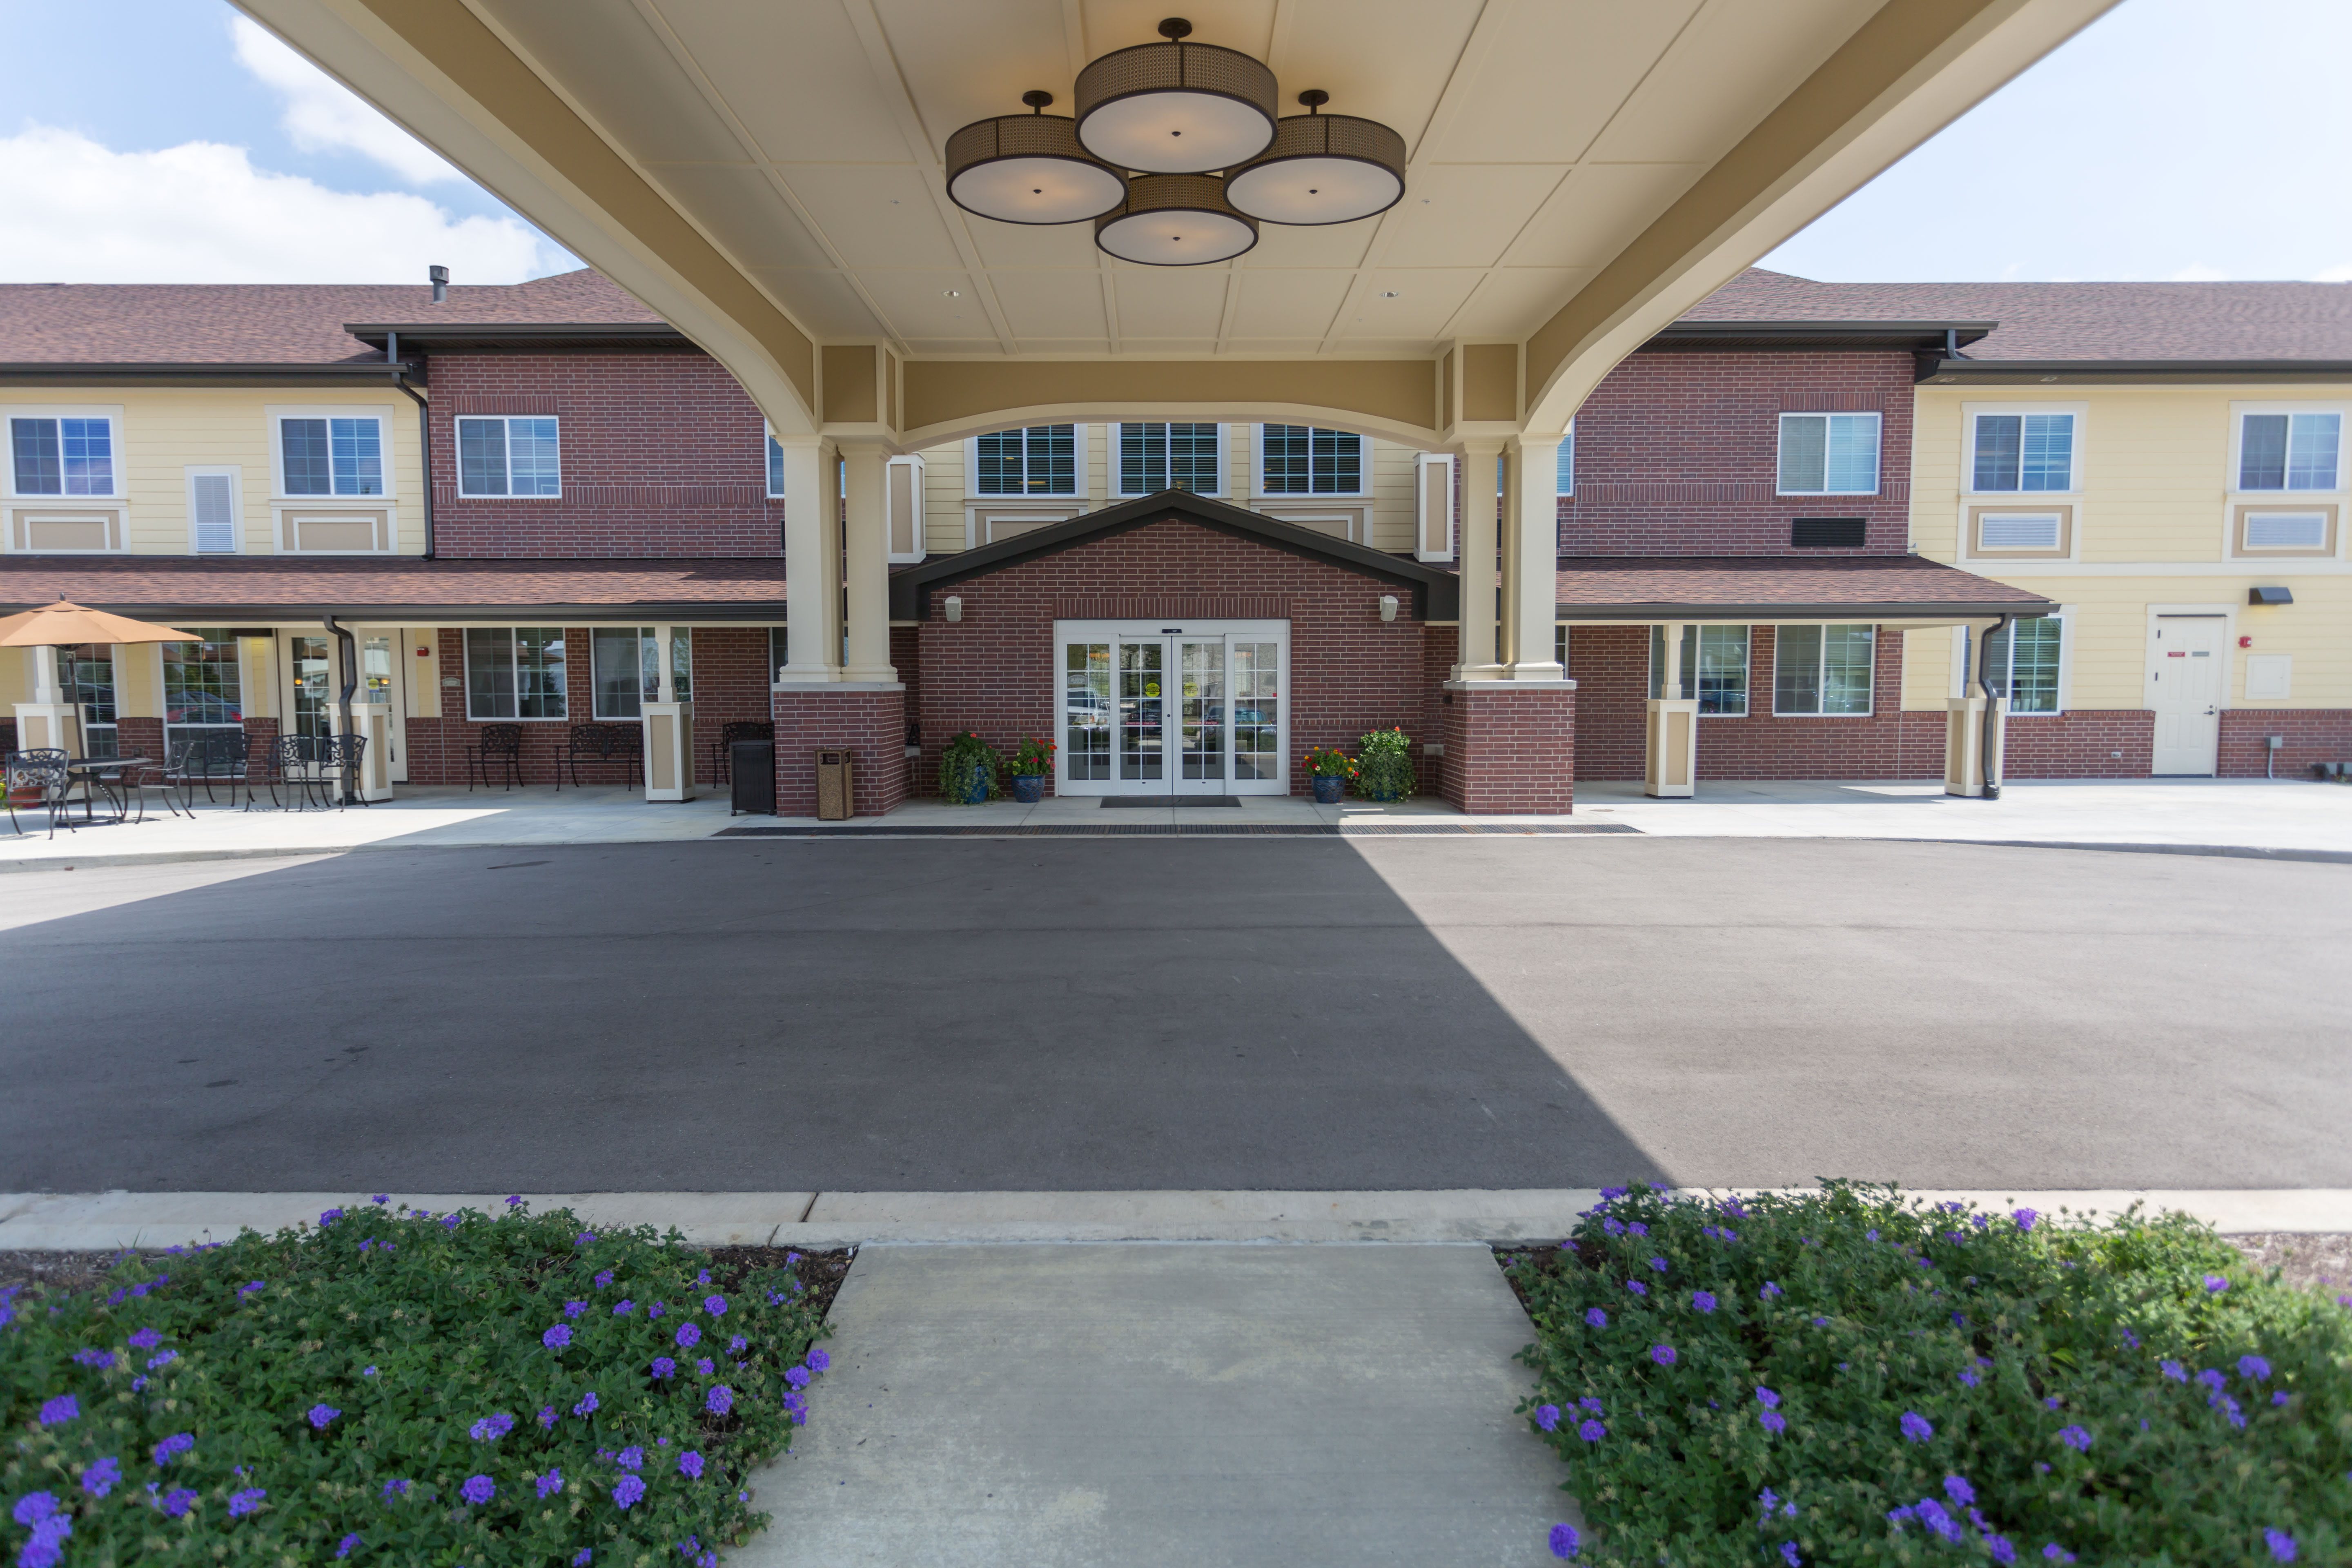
[1226,91,1408,225]
[1095,174,1257,265]
[946,91,1127,225]
[1074,18,1277,175]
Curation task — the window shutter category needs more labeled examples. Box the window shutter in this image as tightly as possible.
[191,473,236,553]
[886,453,925,563]
[1415,452,1455,562]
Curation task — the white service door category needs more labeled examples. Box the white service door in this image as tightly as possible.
[2149,615,2224,775]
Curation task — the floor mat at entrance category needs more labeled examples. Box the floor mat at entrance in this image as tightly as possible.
[1098,795,1242,807]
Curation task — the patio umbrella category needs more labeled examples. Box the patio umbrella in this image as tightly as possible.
[0,600,200,756]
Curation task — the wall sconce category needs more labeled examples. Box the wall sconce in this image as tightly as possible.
[2249,586,2292,606]
[944,595,963,622]
[1378,594,1398,622]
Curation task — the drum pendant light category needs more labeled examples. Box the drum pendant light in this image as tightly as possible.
[1094,174,1257,265]
[1074,18,1277,175]
[1225,91,1408,226]
[946,91,1127,225]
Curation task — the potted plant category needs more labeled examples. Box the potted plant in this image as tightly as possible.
[1354,726,1417,802]
[937,731,999,804]
[1008,736,1054,803]
[1303,744,1356,804]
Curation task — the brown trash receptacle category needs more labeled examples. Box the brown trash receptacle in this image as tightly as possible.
[814,748,854,820]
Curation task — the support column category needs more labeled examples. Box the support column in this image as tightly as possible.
[840,441,897,684]
[1452,437,1505,680]
[13,644,76,754]
[1645,621,1697,797]
[644,623,695,802]
[1504,434,1564,679]
[1946,619,2011,797]
[774,436,842,684]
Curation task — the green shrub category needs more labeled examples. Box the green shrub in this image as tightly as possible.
[1353,726,1415,800]
[936,731,999,802]
[2,1201,829,1566]
[1510,1182,2351,1566]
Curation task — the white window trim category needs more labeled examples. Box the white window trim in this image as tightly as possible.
[267,405,396,502]
[963,424,1088,500]
[1962,401,2086,497]
[2227,401,2348,497]
[1775,411,1883,497]
[1251,423,1369,499]
[1770,621,1878,717]
[1115,421,1224,498]
[2,405,126,500]
[455,414,563,499]
[184,464,243,555]
[461,626,570,722]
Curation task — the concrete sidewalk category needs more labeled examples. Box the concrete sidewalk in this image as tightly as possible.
[733,1244,1570,1568]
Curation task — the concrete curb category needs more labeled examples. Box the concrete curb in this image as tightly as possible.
[2,1188,2348,1251]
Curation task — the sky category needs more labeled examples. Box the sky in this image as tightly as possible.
[0,0,2346,288]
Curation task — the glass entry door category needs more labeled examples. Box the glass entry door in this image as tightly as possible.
[1057,620,1287,796]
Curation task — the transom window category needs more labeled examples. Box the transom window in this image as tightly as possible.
[1774,624,1876,715]
[1119,423,1221,495]
[464,627,568,719]
[1972,412,2075,492]
[590,627,692,719]
[1648,625,1750,716]
[280,416,384,496]
[1777,413,1880,495]
[9,416,116,496]
[457,416,561,497]
[2238,412,2341,491]
[1985,615,2062,715]
[1259,425,1362,494]
[974,425,1078,495]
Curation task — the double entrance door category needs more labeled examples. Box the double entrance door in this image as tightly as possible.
[1056,620,1287,796]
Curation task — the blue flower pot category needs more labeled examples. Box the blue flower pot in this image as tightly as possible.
[964,773,992,805]
[1011,775,1045,804]
[1360,783,1405,802]
[1312,775,1345,804]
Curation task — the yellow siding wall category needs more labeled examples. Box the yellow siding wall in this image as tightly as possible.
[1910,383,2352,712]
[1,385,422,557]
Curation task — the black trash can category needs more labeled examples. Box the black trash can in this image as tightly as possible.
[730,739,776,815]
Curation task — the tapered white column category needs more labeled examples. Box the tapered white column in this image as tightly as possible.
[644,623,695,801]
[774,436,842,684]
[14,644,77,753]
[1645,621,1697,797]
[840,442,897,684]
[1505,434,1565,679]
[1452,437,1505,679]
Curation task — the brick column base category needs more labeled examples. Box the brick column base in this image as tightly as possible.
[772,684,908,817]
[1439,680,1575,814]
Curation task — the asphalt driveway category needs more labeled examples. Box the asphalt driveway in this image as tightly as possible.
[2,836,2347,1192]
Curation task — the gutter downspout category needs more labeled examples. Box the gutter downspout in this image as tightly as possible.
[1976,613,2012,802]
[324,613,359,805]
[387,332,434,559]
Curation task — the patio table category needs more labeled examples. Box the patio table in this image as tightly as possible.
[63,756,154,825]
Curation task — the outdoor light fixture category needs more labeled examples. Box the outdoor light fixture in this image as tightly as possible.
[1095,174,1256,265]
[944,595,964,622]
[1226,91,1407,225]
[945,91,1127,225]
[944,20,1404,265]
[1379,595,1399,622]
[1074,17,1277,174]
[2250,586,2294,605]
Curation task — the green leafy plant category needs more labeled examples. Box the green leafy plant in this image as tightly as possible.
[1,1200,829,1567]
[1352,727,1416,800]
[1302,745,1357,780]
[1507,1181,2351,1566]
[1007,736,1055,777]
[936,731,999,802]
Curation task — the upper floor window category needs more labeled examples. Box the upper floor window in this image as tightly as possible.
[2238,411,2341,491]
[1260,426,1362,495]
[1972,411,2075,492]
[974,425,1077,496]
[1119,423,1220,495]
[9,416,116,496]
[766,433,786,499]
[457,416,561,497]
[281,416,384,496]
[1777,413,1880,495]
[1558,425,1574,497]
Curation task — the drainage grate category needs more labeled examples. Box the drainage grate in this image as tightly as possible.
[717,821,1639,839]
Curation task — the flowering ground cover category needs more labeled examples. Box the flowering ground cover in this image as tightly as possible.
[1505,1183,2352,1566]
[1,1201,833,1566]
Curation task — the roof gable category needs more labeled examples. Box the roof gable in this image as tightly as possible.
[888,490,1459,621]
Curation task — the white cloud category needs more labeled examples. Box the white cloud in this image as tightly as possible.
[0,127,559,283]
[230,16,459,185]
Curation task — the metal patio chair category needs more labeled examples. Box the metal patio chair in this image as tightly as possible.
[166,731,258,811]
[268,734,337,811]
[4,749,73,839]
[710,719,773,783]
[467,722,526,791]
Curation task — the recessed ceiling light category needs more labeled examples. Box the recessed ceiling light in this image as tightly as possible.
[943,289,962,298]
[1378,290,1400,298]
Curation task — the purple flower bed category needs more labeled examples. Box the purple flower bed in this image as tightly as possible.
[0,1201,831,1566]
[1508,1182,2350,1564]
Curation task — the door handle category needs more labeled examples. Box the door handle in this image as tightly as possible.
[2203,707,2217,716]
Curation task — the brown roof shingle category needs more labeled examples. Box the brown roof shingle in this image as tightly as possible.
[1685,269,2352,363]
[0,270,659,366]
[0,555,781,619]
[1556,555,2052,619]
